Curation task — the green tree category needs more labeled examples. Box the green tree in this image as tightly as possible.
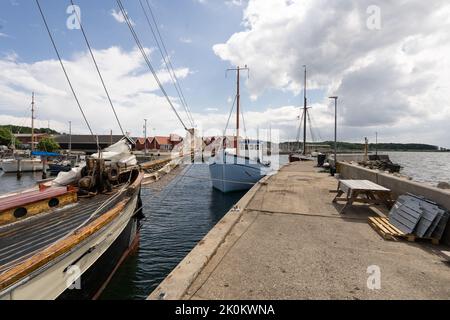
[0,128,14,146]
[37,137,60,152]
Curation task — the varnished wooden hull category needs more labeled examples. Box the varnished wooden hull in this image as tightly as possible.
[0,173,144,300]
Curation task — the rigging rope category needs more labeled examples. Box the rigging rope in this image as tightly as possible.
[307,110,316,143]
[145,0,195,127]
[35,0,98,148]
[240,101,248,139]
[70,0,126,137]
[224,95,237,136]
[309,111,323,142]
[296,111,304,143]
[139,0,195,128]
[116,0,188,131]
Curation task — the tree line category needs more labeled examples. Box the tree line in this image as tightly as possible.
[280,141,441,151]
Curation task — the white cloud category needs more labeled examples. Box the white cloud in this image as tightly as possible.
[213,0,450,147]
[0,32,9,38]
[0,47,193,137]
[110,9,135,26]
[0,46,303,142]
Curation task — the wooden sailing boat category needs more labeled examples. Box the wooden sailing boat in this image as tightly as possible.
[0,2,144,299]
[0,138,144,299]
[209,66,271,193]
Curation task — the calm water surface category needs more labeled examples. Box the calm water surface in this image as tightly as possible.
[383,152,450,186]
[0,171,42,194]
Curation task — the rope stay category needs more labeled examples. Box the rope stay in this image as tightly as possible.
[224,95,237,136]
[309,111,323,142]
[240,101,248,139]
[145,0,195,126]
[116,0,188,131]
[296,110,304,143]
[35,0,99,149]
[70,0,126,137]
[139,0,195,128]
[307,110,315,143]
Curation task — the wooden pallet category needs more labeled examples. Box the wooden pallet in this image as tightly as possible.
[368,217,440,245]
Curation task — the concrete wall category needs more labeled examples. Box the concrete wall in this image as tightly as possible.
[329,154,368,167]
[338,162,450,245]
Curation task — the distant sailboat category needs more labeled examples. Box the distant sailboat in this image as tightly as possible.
[0,93,45,173]
[289,65,317,162]
[209,66,271,193]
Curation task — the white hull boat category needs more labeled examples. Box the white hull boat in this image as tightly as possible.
[209,152,270,193]
[0,159,44,173]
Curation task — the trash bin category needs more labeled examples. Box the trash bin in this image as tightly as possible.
[317,154,326,167]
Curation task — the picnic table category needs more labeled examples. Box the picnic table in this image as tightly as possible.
[332,180,393,214]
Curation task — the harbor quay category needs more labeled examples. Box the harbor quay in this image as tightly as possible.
[149,161,450,300]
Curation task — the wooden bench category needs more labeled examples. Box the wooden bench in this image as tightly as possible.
[332,180,393,214]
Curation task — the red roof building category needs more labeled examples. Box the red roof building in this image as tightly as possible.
[135,137,153,151]
[135,134,183,152]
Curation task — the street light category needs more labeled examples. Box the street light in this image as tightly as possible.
[143,119,148,156]
[375,131,378,156]
[329,96,338,175]
[68,121,72,154]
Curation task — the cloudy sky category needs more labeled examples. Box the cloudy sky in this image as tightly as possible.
[0,0,449,147]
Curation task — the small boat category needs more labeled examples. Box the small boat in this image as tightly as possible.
[209,150,270,193]
[0,138,144,300]
[289,153,314,162]
[48,162,72,176]
[48,157,85,176]
[0,158,45,173]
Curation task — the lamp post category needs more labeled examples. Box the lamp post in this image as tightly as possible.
[144,119,148,156]
[68,121,72,154]
[375,131,378,156]
[329,96,338,174]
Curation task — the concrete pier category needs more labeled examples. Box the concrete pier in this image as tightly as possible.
[149,161,450,300]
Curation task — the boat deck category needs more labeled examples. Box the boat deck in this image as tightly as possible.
[0,191,124,274]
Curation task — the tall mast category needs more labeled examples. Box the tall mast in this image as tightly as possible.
[303,66,307,155]
[226,66,249,157]
[31,92,35,153]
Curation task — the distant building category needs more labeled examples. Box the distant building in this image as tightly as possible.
[134,134,183,152]
[14,133,49,149]
[135,137,153,151]
[54,134,131,154]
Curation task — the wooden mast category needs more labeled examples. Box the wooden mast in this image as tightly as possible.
[303,66,307,155]
[226,66,249,157]
[31,92,35,153]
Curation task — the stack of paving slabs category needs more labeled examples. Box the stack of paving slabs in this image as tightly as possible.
[389,194,450,240]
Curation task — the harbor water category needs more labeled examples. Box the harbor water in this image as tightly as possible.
[384,152,450,186]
